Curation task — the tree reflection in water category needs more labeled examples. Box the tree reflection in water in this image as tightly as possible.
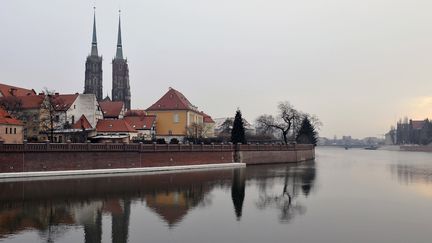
[231,168,246,220]
[253,161,316,223]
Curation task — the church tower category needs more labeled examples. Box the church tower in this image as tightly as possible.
[112,11,131,110]
[84,9,103,101]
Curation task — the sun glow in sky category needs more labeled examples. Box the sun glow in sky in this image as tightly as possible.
[1,0,432,138]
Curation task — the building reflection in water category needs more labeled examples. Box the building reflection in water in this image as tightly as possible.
[0,161,316,242]
[390,164,432,185]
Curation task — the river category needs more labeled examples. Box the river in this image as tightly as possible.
[1,147,432,243]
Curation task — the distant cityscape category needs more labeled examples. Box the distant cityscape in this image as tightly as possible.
[318,136,384,147]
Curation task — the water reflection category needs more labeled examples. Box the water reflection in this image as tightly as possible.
[0,161,317,242]
[250,161,316,223]
[231,169,245,220]
[390,164,432,184]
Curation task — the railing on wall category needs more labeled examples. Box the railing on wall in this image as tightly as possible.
[0,142,313,153]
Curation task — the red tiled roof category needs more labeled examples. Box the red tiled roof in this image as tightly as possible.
[0,107,23,125]
[411,120,425,130]
[96,119,136,133]
[51,94,79,111]
[0,83,36,97]
[204,116,215,123]
[124,115,156,130]
[72,115,93,130]
[125,109,147,117]
[147,88,197,111]
[199,111,215,123]
[16,95,45,109]
[99,101,124,118]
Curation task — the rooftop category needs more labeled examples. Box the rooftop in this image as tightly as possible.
[0,107,23,126]
[96,119,136,133]
[0,83,36,97]
[124,115,156,130]
[147,87,198,111]
[99,101,124,118]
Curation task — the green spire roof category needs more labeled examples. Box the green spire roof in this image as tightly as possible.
[115,11,123,59]
[91,8,99,56]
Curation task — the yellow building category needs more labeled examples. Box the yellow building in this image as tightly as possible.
[0,108,24,144]
[146,87,214,141]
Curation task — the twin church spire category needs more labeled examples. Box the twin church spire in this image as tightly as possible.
[84,9,131,110]
[91,9,98,56]
[115,12,123,59]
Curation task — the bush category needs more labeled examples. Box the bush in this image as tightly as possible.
[170,138,179,144]
[156,138,166,144]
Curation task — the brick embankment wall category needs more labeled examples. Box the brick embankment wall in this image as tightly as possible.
[0,143,315,174]
[236,144,315,165]
[0,151,234,173]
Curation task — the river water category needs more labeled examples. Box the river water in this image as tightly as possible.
[1,147,432,243]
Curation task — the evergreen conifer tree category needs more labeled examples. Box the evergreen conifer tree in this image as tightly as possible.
[231,109,247,144]
[296,117,318,146]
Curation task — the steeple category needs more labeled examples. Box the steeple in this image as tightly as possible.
[112,9,131,110]
[115,10,123,59]
[84,7,103,101]
[91,7,98,56]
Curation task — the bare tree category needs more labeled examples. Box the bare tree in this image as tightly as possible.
[186,122,212,143]
[39,89,65,142]
[219,118,233,135]
[256,102,322,144]
[256,102,303,144]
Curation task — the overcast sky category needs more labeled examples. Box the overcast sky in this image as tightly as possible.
[1,0,432,138]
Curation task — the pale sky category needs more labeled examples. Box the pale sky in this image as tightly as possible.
[1,0,432,138]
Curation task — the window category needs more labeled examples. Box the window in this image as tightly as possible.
[173,113,179,123]
[55,115,60,122]
[5,128,8,134]
[9,128,12,134]
[71,115,75,125]
[14,128,16,134]
[169,130,173,135]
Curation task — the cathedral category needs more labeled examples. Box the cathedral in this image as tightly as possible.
[84,10,131,110]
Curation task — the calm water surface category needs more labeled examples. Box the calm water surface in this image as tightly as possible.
[1,147,432,243]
